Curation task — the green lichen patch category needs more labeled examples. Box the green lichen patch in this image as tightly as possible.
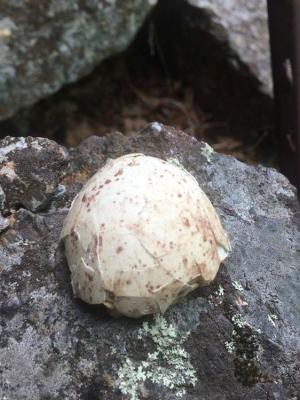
[200,143,214,163]
[117,314,197,400]
[209,284,225,306]
[232,281,244,292]
[166,156,186,170]
[224,314,264,386]
[215,284,225,297]
[233,325,263,386]
[232,313,248,328]
[267,313,278,327]
[225,339,235,354]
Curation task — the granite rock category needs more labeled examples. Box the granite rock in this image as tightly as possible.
[0,0,156,120]
[0,123,299,399]
[0,184,5,209]
[187,0,272,95]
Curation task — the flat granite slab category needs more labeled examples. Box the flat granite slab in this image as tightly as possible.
[0,123,299,400]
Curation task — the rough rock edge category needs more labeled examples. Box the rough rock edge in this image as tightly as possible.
[0,0,157,120]
[0,123,299,400]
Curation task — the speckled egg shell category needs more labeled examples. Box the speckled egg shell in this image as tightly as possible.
[60,153,231,318]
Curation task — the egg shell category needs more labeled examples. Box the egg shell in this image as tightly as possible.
[60,153,231,318]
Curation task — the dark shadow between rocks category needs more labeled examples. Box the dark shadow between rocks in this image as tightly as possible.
[0,0,275,166]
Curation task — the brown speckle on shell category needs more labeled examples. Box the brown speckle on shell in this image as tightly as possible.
[70,228,78,247]
[183,217,190,227]
[114,169,123,177]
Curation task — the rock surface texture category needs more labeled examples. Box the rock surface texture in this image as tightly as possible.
[0,123,299,399]
[187,0,272,95]
[0,0,156,120]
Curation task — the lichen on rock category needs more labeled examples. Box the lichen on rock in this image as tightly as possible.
[0,1,156,120]
[117,314,197,399]
[0,123,299,399]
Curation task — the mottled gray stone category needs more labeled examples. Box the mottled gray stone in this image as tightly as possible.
[0,136,68,211]
[0,184,4,209]
[187,0,272,95]
[0,123,299,400]
[0,214,9,232]
[0,0,156,120]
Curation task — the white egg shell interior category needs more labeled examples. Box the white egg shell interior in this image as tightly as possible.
[61,153,231,318]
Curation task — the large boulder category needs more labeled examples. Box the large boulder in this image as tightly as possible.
[187,0,272,95]
[0,0,156,121]
[0,123,299,399]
